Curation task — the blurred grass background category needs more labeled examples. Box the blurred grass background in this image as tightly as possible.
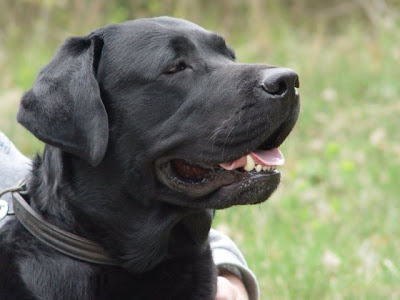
[1,0,399,298]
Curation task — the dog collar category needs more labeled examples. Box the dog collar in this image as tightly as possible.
[2,181,120,266]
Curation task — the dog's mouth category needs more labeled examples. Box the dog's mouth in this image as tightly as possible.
[156,146,284,208]
[156,89,299,209]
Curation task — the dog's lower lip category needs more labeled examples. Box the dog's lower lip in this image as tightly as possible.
[155,158,280,199]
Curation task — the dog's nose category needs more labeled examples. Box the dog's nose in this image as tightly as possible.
[261,68,299,96]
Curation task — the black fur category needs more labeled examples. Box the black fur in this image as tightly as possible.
[0,17,299,299]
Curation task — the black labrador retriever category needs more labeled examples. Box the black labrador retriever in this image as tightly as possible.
[0,17,299,299]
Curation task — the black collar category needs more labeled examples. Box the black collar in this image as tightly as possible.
[2,181,119,266]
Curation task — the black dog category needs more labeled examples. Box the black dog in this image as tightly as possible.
[0,17,299,299]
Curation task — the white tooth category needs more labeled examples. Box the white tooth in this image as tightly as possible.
[262,166,277,172]
[255,164,262,172]
[244,155,255,171]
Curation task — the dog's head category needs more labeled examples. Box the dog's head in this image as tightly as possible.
[18,17,299,210]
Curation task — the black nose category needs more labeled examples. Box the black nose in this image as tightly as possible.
[261,68,299,96]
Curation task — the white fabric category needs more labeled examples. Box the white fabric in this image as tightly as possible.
[0,132,31,227]
[210,229,260,300]
[0,132,31,189]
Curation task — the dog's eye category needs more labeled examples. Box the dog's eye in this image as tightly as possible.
[165,62,187,74]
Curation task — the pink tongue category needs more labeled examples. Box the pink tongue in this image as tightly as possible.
[251,148,285,166]
[219,148,285,170]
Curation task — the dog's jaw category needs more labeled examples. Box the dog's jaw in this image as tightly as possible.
[155,153,282,208]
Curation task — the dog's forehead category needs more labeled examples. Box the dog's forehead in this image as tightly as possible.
[122,17,209,35]
[108,17,220,52]
[142,17,207,31]
[97,17,228,80]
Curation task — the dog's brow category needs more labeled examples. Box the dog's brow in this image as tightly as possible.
[209,34,226,47]
[169,36,196,55]
[209,34,236,59]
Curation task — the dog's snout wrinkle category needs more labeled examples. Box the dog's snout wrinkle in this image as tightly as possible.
[261,68,299,97]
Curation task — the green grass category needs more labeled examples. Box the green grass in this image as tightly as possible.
[213,17,400,299]
[1,3,399,299]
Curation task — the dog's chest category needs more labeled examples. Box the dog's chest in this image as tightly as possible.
[15,247,217,300]
[90,250,217,299]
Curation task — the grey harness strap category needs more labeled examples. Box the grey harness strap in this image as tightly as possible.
[0,182,120,266]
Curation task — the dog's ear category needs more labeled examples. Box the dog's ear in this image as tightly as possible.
[17,35,108,167]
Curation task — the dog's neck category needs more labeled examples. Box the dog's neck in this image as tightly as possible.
[26,146,214,273]
[27,147,77,230]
